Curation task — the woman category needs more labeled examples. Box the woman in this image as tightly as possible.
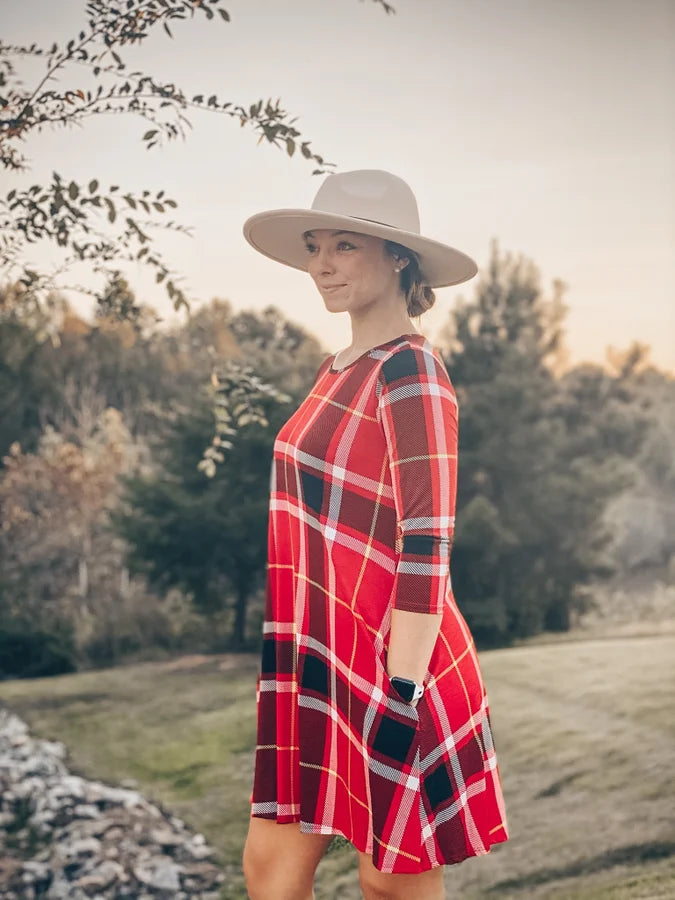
[241,170,509,900]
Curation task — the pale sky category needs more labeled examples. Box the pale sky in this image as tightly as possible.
[3,0,674,372]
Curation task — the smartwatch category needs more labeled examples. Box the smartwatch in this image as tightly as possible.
[390,676,425,704]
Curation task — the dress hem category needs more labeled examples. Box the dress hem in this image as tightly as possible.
[249,809,509,873]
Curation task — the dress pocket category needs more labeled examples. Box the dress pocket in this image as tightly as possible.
[367,665,425,872]
[379,659,429,724]
[370,672,421,764]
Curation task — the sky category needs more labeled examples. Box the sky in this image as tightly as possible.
[3,0,674,372]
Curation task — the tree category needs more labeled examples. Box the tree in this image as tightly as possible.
[112,303,326,647]
[0,0,393,316]
[0,278,173,461]
[0,281,67,460]
[113,397,270,648]
[583,352,675,576]
[440,239,644,644]
[0,407,138,657]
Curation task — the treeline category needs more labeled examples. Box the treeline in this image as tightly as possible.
[1,241,673,678]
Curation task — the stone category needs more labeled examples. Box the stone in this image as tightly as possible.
[0,705,228,898]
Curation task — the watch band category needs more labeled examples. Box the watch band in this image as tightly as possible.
[390,676,425,703]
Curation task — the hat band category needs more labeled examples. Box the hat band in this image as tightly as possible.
[341,213,409,232]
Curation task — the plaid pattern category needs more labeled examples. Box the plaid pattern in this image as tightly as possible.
[251,333,509,873]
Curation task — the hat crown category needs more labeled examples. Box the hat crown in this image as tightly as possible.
[310,169,421,235]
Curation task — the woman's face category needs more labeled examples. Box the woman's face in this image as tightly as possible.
[302,229,405,312]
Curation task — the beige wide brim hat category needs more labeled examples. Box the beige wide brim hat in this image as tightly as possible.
[242,169,478,288]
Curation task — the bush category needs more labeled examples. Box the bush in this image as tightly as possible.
[0,618,78,680]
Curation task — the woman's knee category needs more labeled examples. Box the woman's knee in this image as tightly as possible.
[242,818,329,900]
[358,853,445,900]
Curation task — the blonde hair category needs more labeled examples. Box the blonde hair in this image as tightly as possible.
[384,239,436,318]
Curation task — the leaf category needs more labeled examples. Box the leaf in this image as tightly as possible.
[285,138,295,157]
[142,129,158,140]
[68,181,79,200]
[163,21,173,38]
[88,179,99,193]
[218,8,230,21]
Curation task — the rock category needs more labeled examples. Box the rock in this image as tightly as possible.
[0,705,228,898]
[148,827,184,849]
[133,857,182,891]
[72,805,102,820]
[73,859,124,892]
[65,837,102,858]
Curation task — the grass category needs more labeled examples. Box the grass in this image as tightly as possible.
[0,633,673,898]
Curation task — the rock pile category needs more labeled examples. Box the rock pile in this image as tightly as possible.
[0,705,226,899]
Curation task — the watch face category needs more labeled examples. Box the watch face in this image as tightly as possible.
[391,678,416,702]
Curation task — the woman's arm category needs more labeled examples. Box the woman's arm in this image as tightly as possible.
[386,608,443,690]
[376,344,458,701]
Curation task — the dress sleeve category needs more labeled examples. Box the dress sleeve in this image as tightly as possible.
[376,344,458,615]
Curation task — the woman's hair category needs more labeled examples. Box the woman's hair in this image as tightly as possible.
[384,239,436,318]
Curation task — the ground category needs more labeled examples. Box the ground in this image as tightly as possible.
[1,624,673,899]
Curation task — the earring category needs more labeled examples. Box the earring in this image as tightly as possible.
[394,267,401,273]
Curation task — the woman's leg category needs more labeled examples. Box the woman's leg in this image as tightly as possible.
[357,849,445,900]
[242,817,335,900]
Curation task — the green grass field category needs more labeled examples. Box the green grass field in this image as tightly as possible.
[1,630,673,899]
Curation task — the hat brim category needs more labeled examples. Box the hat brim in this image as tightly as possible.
[242,209,478,288]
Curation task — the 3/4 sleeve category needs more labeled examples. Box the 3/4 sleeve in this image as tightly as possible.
[375,344,458,615]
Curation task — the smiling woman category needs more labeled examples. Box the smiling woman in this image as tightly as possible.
[241,170,508,900]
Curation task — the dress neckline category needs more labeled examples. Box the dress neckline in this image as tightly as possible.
[328,332,424,373]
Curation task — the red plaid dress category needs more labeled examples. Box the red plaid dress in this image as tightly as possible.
[251,332,509,873]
